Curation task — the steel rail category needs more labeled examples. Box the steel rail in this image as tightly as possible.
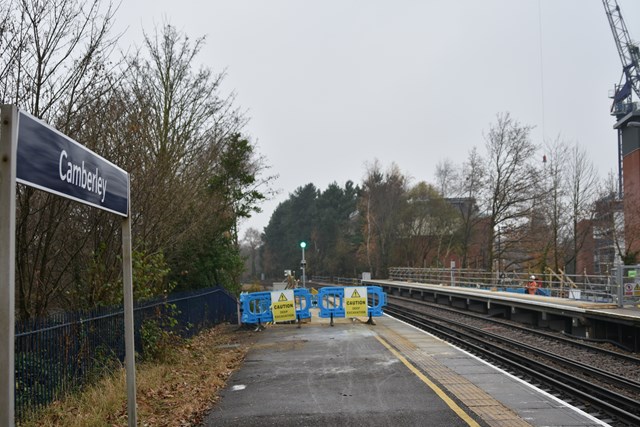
[389,294,640,361]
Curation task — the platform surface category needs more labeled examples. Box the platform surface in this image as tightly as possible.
[202,313,608,427]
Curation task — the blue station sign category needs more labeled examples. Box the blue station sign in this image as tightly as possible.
[16,111,129,217]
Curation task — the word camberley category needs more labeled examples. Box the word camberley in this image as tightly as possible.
[59,150,108,202]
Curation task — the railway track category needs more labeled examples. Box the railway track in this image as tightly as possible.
[385,300,640,426]
[391,295,640,366]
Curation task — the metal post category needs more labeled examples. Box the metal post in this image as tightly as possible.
[121,183,137,426]
[450,260,456,287]
[0,105,17,427]
[302,245,306,289]
[299,241,307,289]
[618,128,624,199]
[616,264,624,307]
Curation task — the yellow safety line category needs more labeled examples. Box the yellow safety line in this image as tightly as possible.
[374,335,480,427]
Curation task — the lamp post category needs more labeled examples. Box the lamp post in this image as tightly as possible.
[300,241,307,288]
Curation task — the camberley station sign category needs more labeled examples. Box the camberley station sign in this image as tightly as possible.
[1,106,136,427]
[16,112,128,216]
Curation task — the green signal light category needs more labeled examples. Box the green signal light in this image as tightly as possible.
[300,242,307,248]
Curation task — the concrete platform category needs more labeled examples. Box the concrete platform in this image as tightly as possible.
[202,313,608,427]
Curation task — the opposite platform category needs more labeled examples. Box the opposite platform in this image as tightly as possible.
[202,313,606,427]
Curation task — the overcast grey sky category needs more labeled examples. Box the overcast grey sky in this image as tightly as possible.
[114,0,640,236]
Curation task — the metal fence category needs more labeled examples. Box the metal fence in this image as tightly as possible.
[388,267,619,303]
[313,270,624,304]
[311,276,362,286]
[15,286,237,421]
[615,265,640,307]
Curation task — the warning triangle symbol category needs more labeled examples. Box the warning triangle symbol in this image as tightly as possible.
[278,293,288,302]
[351,289,361,298]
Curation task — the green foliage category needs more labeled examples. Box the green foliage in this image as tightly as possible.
[163,132,272,295]
[209,133,267,223]
[68,248,174,309]
[623,250,638,265]
[132,250,175,300]
[262,181,361,279]
[169,227,244,294]
[396,182,460,267]
[140,303,181,363]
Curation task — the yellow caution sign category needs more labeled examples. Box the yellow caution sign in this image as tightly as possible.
[345,286,368,317]
[310,287,318,295]
[271,290,296,322]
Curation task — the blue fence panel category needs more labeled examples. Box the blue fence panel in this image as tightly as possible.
[366,286,387,317]
[317,286,387,318]
[294,288,312,319]
[240,289,313,324]
[317,287,346,318]
[240,291,273,324]
[503,287,551,296]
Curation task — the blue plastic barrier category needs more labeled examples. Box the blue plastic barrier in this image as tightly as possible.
[240,287,386,325]
[240,288,313,324]
[366,286,386,317]
[240,291,273,324]
[317,287,345,319]
[503,287,551,296]
[317,286,387,319]
[293,288,312,320]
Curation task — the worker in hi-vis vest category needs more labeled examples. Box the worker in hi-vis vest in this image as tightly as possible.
[526,275,539,295]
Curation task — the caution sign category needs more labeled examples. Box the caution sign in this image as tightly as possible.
[345,286,368,317]
[270,289,296,322]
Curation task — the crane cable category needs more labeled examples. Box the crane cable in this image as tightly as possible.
[538,0,546,145]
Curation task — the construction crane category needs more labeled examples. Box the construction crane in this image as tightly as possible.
[603,0,640,117]
[602,0,640,198]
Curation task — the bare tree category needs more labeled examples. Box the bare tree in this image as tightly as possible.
[124,23,248,253]
[434,158,457,198]
[399,182,458,267]
[483,112,541,272]
[452,147,485,267]
[0,0,119,319]
[566,143,600,272]
[241,227,263,280]
[541,136,570,272]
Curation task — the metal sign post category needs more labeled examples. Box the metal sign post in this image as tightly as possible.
[121,191,137,426]
[1,105,18,427]
[0,106,136,426]
[300,241,307,288]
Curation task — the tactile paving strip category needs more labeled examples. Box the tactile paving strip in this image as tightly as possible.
[374,319,531,427]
